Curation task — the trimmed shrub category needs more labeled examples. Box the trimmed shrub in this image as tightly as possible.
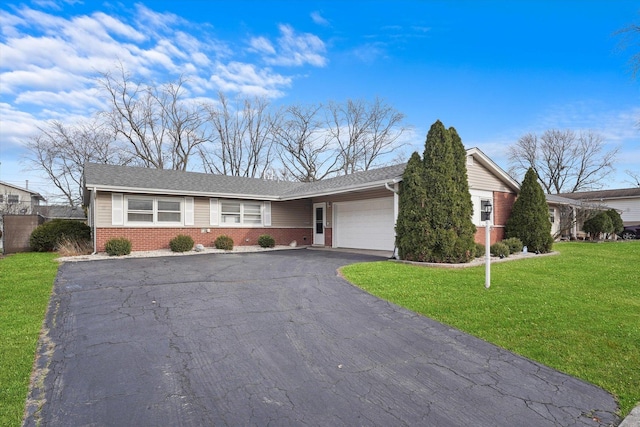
[502,237,523,254]
[214,235,234,250]
[583,212,613,240]
[258,234,275,248]
[105,237,132,256]
[490,242,510,258]
[30,219,91,252]
[605,209,624,236]
[169,234,194,252]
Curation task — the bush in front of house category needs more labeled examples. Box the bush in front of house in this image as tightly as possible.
[105,237,132,256]
[583,211,613,240]
[30,219,91,252]
[169,234,194,252]
[214,235,234,250]
[474,242,486,258]
[605,209,624,237]
[258,234,275,248]
[505,167,553,253]
[502,237,523,254]
[490,242,510,258]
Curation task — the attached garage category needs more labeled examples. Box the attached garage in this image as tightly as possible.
[333,197,395,251]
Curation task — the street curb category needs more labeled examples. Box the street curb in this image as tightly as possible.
[618,404,640,427]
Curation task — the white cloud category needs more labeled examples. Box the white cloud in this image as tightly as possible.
[252,24,327,67]
[209,62,291,98]
[310,11,330,27]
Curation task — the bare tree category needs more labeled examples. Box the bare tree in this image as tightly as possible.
[199,93,275,178]
[274,103,340,181]
[24,120,123,206]
[624,169,640,187]
[508,129,619,194]
[326,97,407,175]
[99,65,208,170]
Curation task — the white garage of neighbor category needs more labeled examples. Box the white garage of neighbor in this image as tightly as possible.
[333,197,395,251]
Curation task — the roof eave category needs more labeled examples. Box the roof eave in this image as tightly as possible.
[85,184,282,201]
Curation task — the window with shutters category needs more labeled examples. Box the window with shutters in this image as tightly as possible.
[124,196,182,225]
[218,200,265,226]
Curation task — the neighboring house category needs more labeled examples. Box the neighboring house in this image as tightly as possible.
[0,181,46,253]
[559,188,640,226]
[35,205,86,221]
[83,148,519,253]
[0,181,46,215]
[545,194,598,240]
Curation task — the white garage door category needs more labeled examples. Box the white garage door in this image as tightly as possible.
[334,197,395,251]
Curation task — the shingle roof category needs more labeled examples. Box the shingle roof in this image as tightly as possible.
[84,163,305,199]
[559,187,640,200]
[84,162,405,200]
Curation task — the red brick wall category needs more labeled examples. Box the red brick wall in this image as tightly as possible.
[96,227,312,252]
[473,191,516,245]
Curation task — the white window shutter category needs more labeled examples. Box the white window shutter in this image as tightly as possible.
[112,193,124,225]
[263,201,271,226]
[184,197,194,226]
[210,198,219,226]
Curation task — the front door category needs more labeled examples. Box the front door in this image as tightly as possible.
[313,203,326,246]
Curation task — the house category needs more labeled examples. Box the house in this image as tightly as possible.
[83,148,519,253]
[0,181,46,215]
[35,205,87,221]
[559,188,640,226]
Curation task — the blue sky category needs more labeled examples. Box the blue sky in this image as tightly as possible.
[1,0,638,200]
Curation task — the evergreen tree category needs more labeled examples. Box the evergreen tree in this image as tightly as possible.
[605,209,624,236]
[583,211,614,240]
[396,120,476,263]
[505,167,553,253]
[396,152,428,260]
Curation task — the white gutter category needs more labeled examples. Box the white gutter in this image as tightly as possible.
[91,187,97,255]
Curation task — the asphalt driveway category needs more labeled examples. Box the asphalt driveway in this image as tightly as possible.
[26,249,618,426]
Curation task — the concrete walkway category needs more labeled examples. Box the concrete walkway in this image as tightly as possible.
[26,249,619,426]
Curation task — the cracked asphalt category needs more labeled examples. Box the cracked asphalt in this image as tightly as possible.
[25,249,619,426]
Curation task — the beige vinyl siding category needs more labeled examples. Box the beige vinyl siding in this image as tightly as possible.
[271,199,312,227]
[467,161,511,192]
[595,198,640,224]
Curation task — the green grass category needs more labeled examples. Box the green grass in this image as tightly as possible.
[342,241,640,417]
[0,253,59,427]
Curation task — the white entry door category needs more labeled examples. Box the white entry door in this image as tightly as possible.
[313,202,326,245]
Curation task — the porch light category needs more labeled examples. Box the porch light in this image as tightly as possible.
[481,200,492,221]
[482,200,492,289]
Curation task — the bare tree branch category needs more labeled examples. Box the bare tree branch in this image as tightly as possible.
[508,129,619,193]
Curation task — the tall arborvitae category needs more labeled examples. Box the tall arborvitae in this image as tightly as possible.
[396,120,476,263]
[505,167,553,253]
[421,121,476,262]
[396,152,428,260]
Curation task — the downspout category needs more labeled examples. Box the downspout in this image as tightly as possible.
[385,181,399,259]
[91,187,97,255]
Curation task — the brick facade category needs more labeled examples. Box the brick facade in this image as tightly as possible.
[96,227,312,252]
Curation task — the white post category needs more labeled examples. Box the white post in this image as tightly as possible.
[485,219,491,289]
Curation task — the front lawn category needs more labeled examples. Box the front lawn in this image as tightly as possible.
[0,253,59,426]
[341,241,640,417]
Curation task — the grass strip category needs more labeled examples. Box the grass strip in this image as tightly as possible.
[0,253,59,426]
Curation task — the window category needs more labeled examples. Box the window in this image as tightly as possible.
[7,194,19,204]
[157,200,181,222]
[219,200,263,226]
[127,198,153,222]
[549,208,555,224]
[125,196,182,225]
[221,201,241,224]
[0,195,3,203]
